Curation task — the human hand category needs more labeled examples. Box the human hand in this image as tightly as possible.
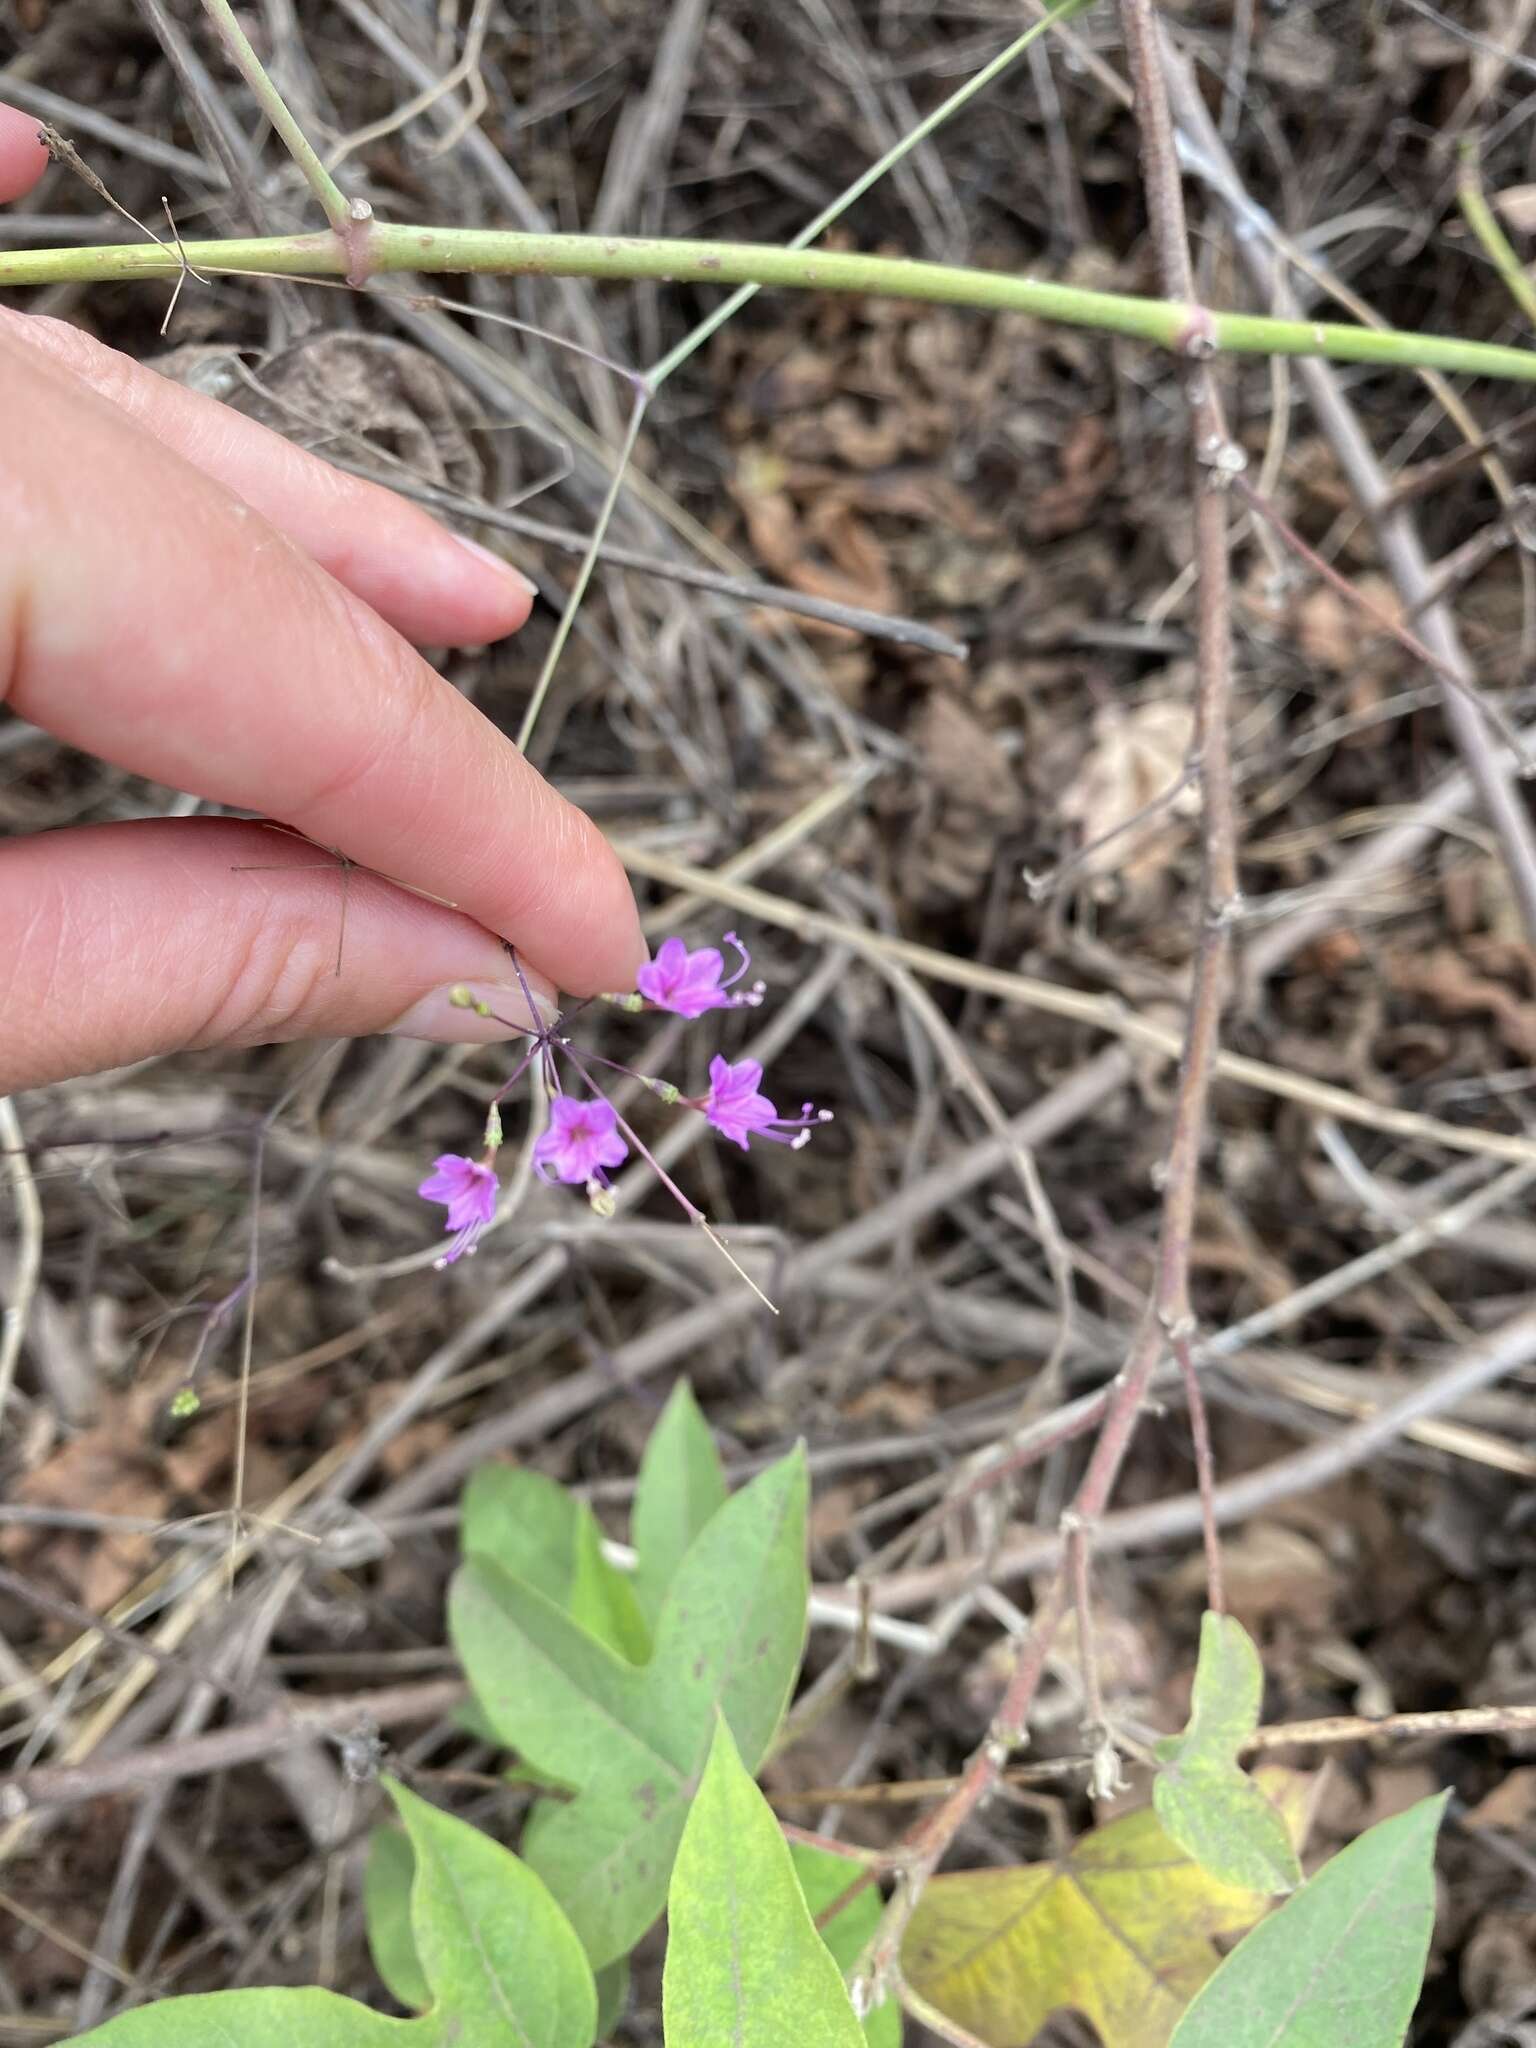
[0,102,646,1093]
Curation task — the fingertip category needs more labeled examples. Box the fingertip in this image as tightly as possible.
[321,519,537,649]
[446,536,538,642]
[0,105,48,205]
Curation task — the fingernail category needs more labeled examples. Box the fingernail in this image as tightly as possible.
[453,534,538,600]
[387,978,558,1043]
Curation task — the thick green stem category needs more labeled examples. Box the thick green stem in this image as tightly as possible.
[4,224,1535,382]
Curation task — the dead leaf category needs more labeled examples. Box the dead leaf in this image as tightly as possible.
[1020,413,1117,540]
[1462,1913,1536,2019]
[1494,185,1536,236]
[903,1769,1313,2048]
[1294,573,1402,674]
[915,691,1023,824]
[729,450,898,633]
[1463,1768,1536,1834]
[1384,943,1536,1060]
[1058,697,1198,891]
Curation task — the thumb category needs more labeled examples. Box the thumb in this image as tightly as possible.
[0,820,571,1091]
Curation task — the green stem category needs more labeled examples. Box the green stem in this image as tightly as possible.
[5,223,1536,383]
[515,389,648,752]
[199,0,357,236]
[1457,136,1536,334]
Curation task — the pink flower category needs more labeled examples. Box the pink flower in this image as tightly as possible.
[702,1056,832,1153]
[419,1153,499,1266]
[534,1093,629,1186]
[635,932,764,1019]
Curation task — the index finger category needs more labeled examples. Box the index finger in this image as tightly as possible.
[0,104,47,203]
[0,327,646,999]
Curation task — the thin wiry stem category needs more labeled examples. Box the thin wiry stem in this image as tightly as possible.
[1162,43,1536,951]
[643,0,1095,385]
[508,0,1101,754]
[514,386,648,753]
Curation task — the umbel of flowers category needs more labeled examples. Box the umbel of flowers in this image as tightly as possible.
[419,933,831,1269]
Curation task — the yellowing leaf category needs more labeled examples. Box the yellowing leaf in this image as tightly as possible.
[902,1770,1310,2048]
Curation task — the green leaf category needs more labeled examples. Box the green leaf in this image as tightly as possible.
[71,1783,598,2047]
[462,1465,649,1663]
[791,1842,902,2048]
[594,1960,630,2038]
[386,1780,596,2048]
[631,1380,728,1626]
[1169,1792,1447,2048]
[664,1717,865,2048]
[1154,1613,1303,1895]
[364,1825,431,2012]
[451,1444,808,1967]
[68,1989,417,2046]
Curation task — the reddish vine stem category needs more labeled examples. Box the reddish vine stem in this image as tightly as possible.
[873,0,1237,2011]
[1172,1328,1224,1613]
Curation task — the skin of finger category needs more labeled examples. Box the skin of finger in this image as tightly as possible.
[0,105,47,204]
[0,820,560,1091]
[0,308,533,650]
[0,333,647,1000]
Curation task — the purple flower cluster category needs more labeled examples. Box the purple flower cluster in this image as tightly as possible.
[418,934,831,1264]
